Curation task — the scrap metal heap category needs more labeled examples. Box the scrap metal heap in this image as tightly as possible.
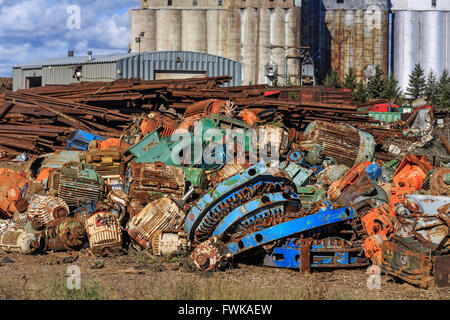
[0,76,448,289]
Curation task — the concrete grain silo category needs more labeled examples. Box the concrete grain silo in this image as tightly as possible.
[391,0,450,93]
[129,0,303,85]
[301,0,389,82]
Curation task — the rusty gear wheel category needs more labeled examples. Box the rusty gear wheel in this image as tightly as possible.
[191,237,231,271]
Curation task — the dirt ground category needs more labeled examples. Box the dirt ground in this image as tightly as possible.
[0,249,448,300]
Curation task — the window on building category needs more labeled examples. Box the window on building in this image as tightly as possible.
[193,0,197,5]
[337,0,344,3]
[432,0,437,8]
[218,0,223,5]
[168,0,172,6]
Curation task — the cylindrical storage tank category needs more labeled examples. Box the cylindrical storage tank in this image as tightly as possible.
[375,10,389,76]
[156,9,181,51]
[129,9,156,52]
[353,10,365,78]
[182,9,207,52]
[207,10,227,57]
[216,10,227,58]
[286,7,301,85]
[227,7,242,62]
[363,9,375,76]
[242,7,257,85]
[447,12,450,72]
[271,8,286,84]
[327,10,345,78]
[343,10,355,77]
[258,8,271,84]
[393,10,420,93]
[421,11,446,78]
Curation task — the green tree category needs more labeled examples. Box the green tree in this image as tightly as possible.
[383,74,402,102]
[424,70,438,106]
[323,70,341,88]
[352,80,368,104]
[366,65,386,100]
[342,68,358,91]
[436,69,450,109]
[271,76,279,87]
[406,63,426,100]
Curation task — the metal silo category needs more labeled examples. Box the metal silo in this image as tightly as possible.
[391,0,450,93]
[421,11,446,79]
[393,10,420,93]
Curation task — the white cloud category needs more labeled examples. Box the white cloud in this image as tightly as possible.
[0,0,140,76]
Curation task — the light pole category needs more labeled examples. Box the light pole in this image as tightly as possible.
[135,32,145,79]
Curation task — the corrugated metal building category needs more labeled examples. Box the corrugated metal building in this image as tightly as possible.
[13,51,242,91]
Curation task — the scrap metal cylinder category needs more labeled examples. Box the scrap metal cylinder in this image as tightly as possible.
[85,211,122,255]
[0,229,43,254]
[304,121,375,168]
[127,197,186,250]
[27,195,69,231]
[151,230,187,257]
[43,217,86,251]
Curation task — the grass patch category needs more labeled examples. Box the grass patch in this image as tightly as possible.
[41,279,104,300]
[132,249,160,265]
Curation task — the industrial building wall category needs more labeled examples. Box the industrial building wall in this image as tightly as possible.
[391,0,450,93]
[13,63,117,91]
[129,0,302,85]
[116,51,242,86]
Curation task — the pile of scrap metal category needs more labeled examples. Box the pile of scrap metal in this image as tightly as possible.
[0,76,448,290]
[0,76,385,158]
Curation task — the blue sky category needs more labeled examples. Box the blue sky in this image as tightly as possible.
[0,0,140,76]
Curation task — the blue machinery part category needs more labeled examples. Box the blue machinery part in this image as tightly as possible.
[226,206,356,256]
[211,192,299,238]
[263,238,368,272]
[185,161,297,244]
[67,130,106,151]
[191,205,358,271]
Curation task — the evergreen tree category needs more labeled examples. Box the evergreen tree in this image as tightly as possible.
[366,65,386,100]
[323,70,341,88]
[436,69,450,109]
[406,63,426,100]
[343,68,358,91]
[383,74,402,102]
[424,70,438,106]
[352,80,368,104]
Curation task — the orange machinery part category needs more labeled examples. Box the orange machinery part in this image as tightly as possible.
[389,155,433,214]
[89,138,131,153]
[328,161,371,201]
[0,168,29,218]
